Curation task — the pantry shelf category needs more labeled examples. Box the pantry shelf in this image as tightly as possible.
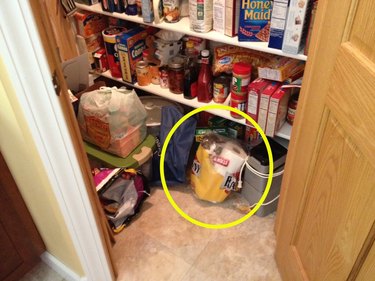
[98,70,292,140]
[75,2,307,61]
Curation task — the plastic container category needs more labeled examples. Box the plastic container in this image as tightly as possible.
[139,96,183,136]
[159,66,169,88]
[163,0,181,22]
[168,56,185,94]
[136,61,151,86]
[102,27,126,78]
[287,92,299,125]
[232,62,252,93]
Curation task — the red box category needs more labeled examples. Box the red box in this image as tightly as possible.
[257,81,281,132]
[265,86,291,137]
[246,78,272,124]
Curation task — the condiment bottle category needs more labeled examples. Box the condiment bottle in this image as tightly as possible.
[183,41,198,99]
[287,92,299,125]
[197,50,213,103]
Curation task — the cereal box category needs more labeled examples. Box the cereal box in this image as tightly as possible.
[116,27,148,83]
[238,0,273,42]
[75,11,108,38]
[282,0,313,54]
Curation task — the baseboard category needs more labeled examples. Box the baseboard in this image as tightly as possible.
[40,252,87,281]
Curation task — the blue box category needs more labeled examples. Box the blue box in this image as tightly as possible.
[238,0,273,42]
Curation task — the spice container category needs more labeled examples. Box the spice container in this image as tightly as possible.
[213,75,230,103]
[168,56,185,94]
[136,61,151,86]
[159,66,169,88]
[232,62,251,93]
[287,92,299,125]
[230,91,247,119]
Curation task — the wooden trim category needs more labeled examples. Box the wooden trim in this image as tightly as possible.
[28,0,116,278]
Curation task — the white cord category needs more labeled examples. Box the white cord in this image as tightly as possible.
[249,195,280,209]
[237,156,284,189]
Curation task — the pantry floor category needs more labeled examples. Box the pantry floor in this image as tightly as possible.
[113,185,282,281]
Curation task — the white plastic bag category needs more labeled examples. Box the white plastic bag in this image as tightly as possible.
[78,87,147,158]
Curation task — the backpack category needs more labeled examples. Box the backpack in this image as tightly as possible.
[93,168,150,233]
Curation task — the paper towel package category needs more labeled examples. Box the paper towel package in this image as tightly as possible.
[191,133,247,203]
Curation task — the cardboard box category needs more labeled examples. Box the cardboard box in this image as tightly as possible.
[75,11,108,38]
[246,78,271,123]
[265,86,291,137]
[257,81,281,132]
[214,0,226,34]
[116,27,148,83]
[268,0,290,50]
[226,121,245,139]
[238,0,273,42]
[225,0,240,37]
[258,57,305,82]
[282,0,313,54]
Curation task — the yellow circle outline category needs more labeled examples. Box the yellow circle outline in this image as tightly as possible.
[160,104,274,229]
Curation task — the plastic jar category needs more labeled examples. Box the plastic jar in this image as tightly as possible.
[287,92,299,125]
[168,56,185,94]
[230,91,247,119]
[213,75,230,103]
[232,62,252,93]
[148,63,160,85]
[136,61,151,86]
[159,66,169,89]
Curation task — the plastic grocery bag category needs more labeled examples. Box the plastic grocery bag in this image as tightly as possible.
[191,133,247,203]
[77,87,147,158]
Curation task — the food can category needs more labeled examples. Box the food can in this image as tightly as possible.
[213,75,230,103]
[136,61,151,86]
[230,91,247,119]
[159,66,169,88]
[102,27,126,78]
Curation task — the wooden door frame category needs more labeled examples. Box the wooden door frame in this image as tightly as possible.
[0,2,113,281]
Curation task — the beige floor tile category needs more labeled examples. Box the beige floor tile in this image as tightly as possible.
[19,262,66,281]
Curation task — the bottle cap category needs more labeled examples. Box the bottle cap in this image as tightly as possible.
[201,49,210,57]
[233,62,251,76]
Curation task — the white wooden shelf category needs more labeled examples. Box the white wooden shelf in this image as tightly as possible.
[75,2,307,61]
[98,70,292,140]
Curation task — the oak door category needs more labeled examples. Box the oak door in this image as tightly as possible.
[275,0,375,280]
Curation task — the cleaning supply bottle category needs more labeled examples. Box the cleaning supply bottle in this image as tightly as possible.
[197,49,213,103]
[183,41,198,99]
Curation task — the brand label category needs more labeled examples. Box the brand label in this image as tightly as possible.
[212,156,230,167]
[192,158,201,176]
[84,115,111,149]
[221,173,237,190]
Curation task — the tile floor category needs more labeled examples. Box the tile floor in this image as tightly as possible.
[112,185,282,281]
[20,262,66,281]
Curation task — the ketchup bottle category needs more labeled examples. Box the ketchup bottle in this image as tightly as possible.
[197,50,213,103]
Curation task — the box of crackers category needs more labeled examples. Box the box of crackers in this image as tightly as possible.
[238,0,273,42]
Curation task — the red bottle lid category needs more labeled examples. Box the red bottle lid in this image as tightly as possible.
[233,62,252,76]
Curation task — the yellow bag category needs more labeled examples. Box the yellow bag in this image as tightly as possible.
[191,134,247,203]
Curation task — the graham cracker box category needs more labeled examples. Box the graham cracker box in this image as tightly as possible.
[116,27,148,83]
[257,81,281,132]
[268,0,290,49]
[282,0,313,54]
[238,0,273,42]
[265,86,291,137]
[257,56,305,82]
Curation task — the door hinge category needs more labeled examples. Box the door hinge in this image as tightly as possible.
[52,71,61,96]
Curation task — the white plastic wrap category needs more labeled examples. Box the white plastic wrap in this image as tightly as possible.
[78,87,147,158]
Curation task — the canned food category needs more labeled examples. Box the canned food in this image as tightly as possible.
[230,91,247,119]
[213,75,230,103]
[136,61,151,86]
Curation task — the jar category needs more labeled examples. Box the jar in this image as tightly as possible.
[168,56,185,94]
[287,92,299,125]
[232,62,251,93]
[149,63,160,85]
[163,0,181,23]
[230,91,247,119]
[213,75,230,103]
[159,66,169,89]
[136,61,151,86]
